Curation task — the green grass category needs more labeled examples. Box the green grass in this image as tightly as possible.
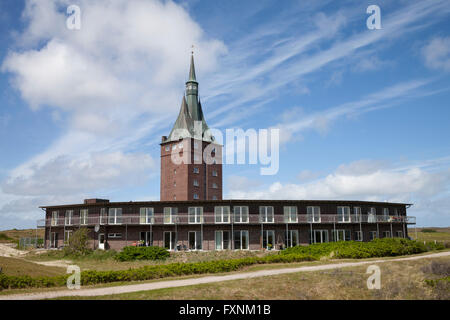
[409,227,450,245]
[0,256,66,277]
[57,256,450,300]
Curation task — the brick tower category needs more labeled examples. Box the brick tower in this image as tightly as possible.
[160,53,222,201]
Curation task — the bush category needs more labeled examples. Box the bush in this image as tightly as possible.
[115,246,170,261]
[282,238,431,259]
[0,233,12,241]
[63,228,92,257]
[421,229,437,233]
[0,253,315,290]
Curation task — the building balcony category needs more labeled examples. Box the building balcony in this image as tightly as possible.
[37,214,416,228]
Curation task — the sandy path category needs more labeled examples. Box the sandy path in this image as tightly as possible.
[0,243,28,258]
[1,251,449,300]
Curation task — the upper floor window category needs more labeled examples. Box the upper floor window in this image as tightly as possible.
[165,145,170,152]
[100,208,107,225]
[193,193,199,200]
[80,209,89,225]
[164,207,177,224]
[193,167,200,174]
[353,207,361,222]
[193,179,199,187]
[215,206,230,223]
[140,208,154,224]
[383,208,389,217]
[108,208,122,225]
[212,195,218,200]
[259,206,274,223]
[65,210,73,226]
[189,207,203,224]
[337,206,351,223]
[368,207,376,223]
[212,170,218,177]
[212,183,218,189]
[307,206,321,223]
[284,206,298,223]
[51,211,58,226]
[234,206,249,223]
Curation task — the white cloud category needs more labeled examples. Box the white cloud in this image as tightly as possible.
[422,36,450,71]
[226,158,450,226]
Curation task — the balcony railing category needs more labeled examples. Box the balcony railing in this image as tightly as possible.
[37,214,416,228]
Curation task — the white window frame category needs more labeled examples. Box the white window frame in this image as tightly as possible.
[262,230,275,249]
[332,229,351,242]
[188,231,202,250]
[164,207,177,224]
[215,206,230,224]
[212,170,218,177]
[369,231,378,240]
[382,231,391,238]
[233,230,249,250]
[215,230,231,250]
[100,208,107,225]
[193,179,199,187]
[285,230,299,247]
[337,206,351,223]
[164,231,176,250]
[188,207,203,224]
[284,206,298,223]
[140,207,154,224]
[193,193,199,200]
[353,207,362,222]
[396,231,403,238]
[193,167,199,174]
[259,206,274,223]
[108,233,122,239]
[108,208,122,225]
[80,209,88,225]
[51,211,58,226]
[355,231,363,241]
[64,230,73,243]
[307,206,321,223]
[310,229,328,244]
[233,206,249,223]
[368,207,376,223]
[65,210,73,226]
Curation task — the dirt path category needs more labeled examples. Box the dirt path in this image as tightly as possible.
[1,251,449,300]
[0,243,28,258]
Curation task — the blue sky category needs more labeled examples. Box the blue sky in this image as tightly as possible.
[0,0,449,229]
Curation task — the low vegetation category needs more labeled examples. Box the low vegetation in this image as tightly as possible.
[1,238,446,291]
[282,238,444,259]
[115,246,170,261]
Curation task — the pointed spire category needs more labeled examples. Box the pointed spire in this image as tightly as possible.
[188,51,197,82]
[167,95,194,141]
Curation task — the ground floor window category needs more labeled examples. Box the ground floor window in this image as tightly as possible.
[50,232,58,248]
[285,230,299,247]
[355,231,363,241]
[233,230,249,250]
[189,231,202,250]
[332,230,351,242]
[139,231,153,246]
[215,231,231,250]
[395,231,403,238]
[309,230,329,244]
[369,231,378,240]
[164,231,176,250]
[382,231,391,238]
[108,233,122,239]
[262,230,275,250]
[64,230,73,244]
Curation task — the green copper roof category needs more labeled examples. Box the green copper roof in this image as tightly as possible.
[163,54,214,144]
[188,54,197,82]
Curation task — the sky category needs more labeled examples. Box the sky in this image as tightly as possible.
[0,0,449,229]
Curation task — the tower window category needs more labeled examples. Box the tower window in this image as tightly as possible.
[212,170,218,177]
[193,194,199,200]
[212,183,218,189]
[193,167,199,174]
[193,179,199,187]
[165,146,170,151]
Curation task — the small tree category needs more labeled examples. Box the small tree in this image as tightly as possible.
[63,228,91,256]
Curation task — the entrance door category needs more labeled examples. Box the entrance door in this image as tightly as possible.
[98,233,105,250]
[50,232,58,248]
[164,231,176,250]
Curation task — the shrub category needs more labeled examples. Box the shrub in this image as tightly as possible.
[115,246,170,261]
[63,228,92,257]
[0,233,12,241]
[421,229,437,233]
